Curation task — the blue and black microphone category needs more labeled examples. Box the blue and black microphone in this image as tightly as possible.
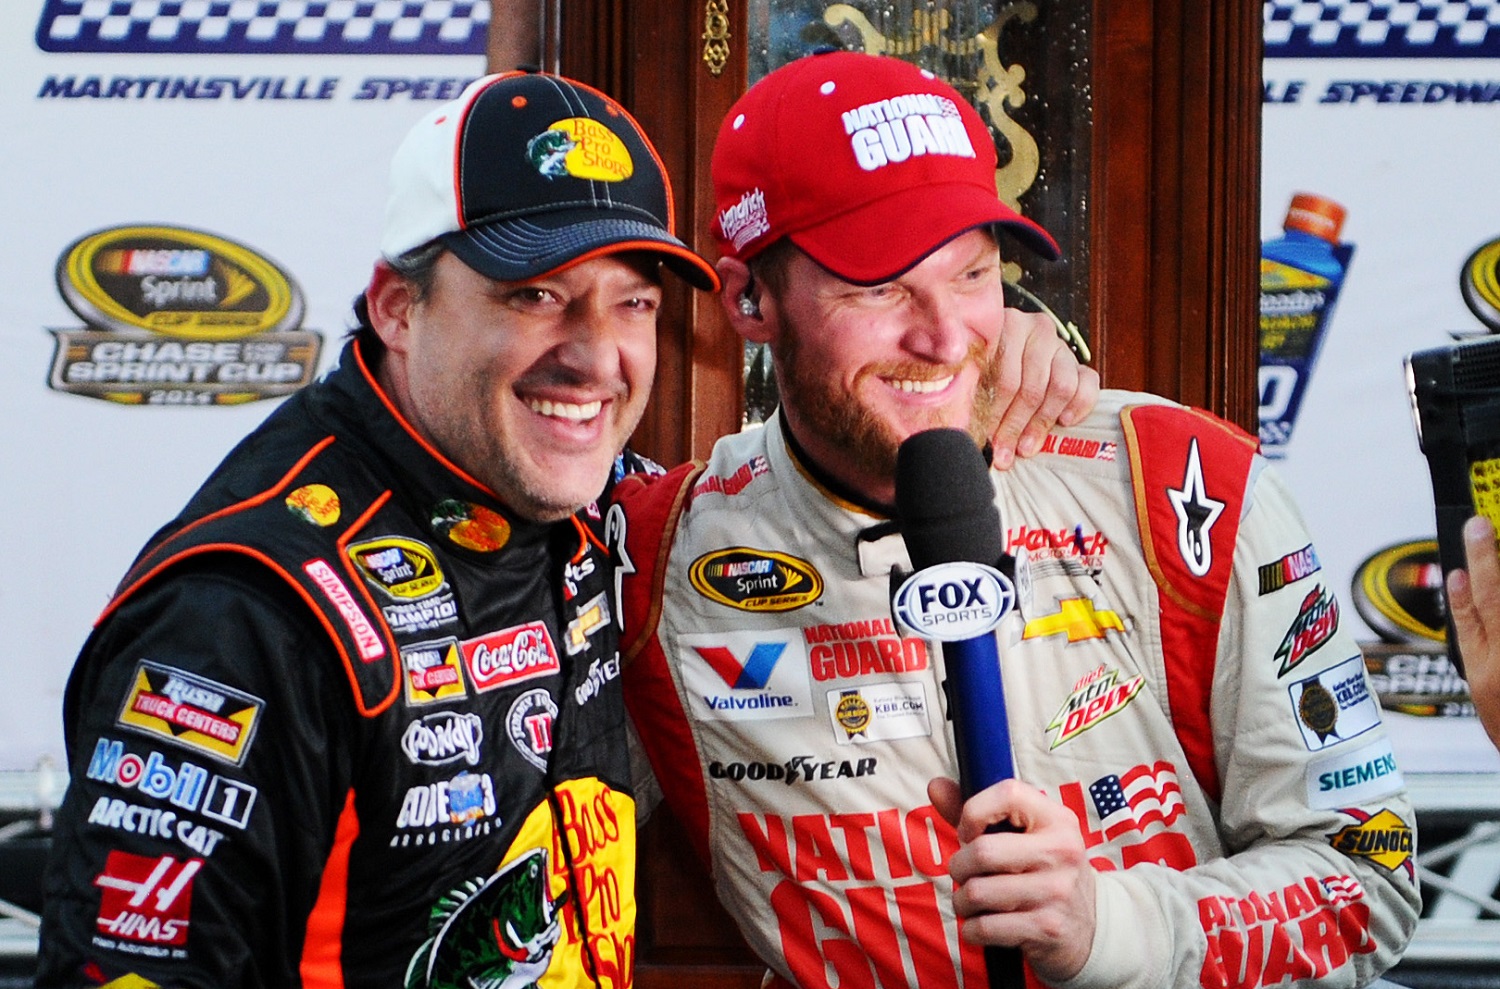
[893,427,1023,989]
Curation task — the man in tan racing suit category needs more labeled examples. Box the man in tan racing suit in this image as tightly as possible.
[615,51,1419,989]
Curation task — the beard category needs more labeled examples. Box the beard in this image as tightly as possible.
[773,319,1004,480]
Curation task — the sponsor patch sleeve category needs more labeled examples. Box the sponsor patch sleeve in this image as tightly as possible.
[37,559,357,989]
[1063,464,1419,989]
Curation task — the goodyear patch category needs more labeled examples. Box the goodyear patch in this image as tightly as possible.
[47,224,319,406]
[1045,665,1145,750]
[116,662,262,767]
[348,536,445,600]
[689,547,823,612]
[1329,808,1415,879]
[285,484,340,527]
[402,637,469,707]
[1287,654,1382,750]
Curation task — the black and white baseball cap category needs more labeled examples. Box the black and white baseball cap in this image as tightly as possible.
[381,71,719,291]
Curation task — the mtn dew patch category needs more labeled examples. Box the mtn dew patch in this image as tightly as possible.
[1258,193,1355,457]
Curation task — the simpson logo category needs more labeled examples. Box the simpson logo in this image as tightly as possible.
[1023,597,1127,643]
[1275,584,1340,677]
[348,537,445,600]
[402,638,469,706]
[94,852,201,951]
[1259,543,1322,595]
[827,681,932,745]
[1287,655,1382,751]
[1045,666,1146,750]
[1329,808,1415,879]
[48,225,319,405]
[116,662,262,766]
[1166,437,1226,578]
[461,623,561,693]
[36,0,491,55]
[507,688,558,771]
[804,618,930,682]
[527,118,633,181]
[1307,736,1405,810]
[689,547,824,612]
[285,483,340,526]
[841,92,977,171]
[718,189,770,252]
[304,559,387,661]
[682,629,813,721]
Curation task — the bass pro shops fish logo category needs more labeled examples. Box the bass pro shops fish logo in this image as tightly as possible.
[405,848,565,989]
[525,119,634,182]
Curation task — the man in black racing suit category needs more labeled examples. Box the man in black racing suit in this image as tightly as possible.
[36,69,719,989]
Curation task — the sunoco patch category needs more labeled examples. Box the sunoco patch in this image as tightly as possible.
[47,224,320,405]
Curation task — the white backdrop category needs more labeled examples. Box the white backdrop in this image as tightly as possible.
[1,1,488,771]
[1261,1,1500,772]
[6,2,1500,774]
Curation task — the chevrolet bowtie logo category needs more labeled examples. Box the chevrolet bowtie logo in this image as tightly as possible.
[1023,597,1125,643]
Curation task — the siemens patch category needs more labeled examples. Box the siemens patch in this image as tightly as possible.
[1306,736,1405,810]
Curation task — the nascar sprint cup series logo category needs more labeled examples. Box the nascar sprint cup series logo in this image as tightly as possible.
[47,225,320,405]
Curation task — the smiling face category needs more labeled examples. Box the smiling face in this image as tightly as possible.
[762,229,1008,504]
[368,250,660,522]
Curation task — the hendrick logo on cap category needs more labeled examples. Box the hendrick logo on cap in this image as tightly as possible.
[719,188,770,252]
[526,118,634,182]
[842,92,976,172]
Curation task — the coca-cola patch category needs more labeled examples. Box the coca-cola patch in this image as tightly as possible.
[460,622,561,693]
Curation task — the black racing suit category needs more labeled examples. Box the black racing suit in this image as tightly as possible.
[37,331,639,989]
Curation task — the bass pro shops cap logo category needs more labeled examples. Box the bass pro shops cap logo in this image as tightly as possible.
[47,225,320,406]
[526,119,633,182]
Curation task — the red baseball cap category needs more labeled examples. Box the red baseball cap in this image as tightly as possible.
[711,50,1059,285]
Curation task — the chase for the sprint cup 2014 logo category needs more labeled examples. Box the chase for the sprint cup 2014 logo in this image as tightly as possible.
[47,224,320,406]
[893,562,1015,641]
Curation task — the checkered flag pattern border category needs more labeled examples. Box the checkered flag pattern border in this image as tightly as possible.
[1265,0,1500,57]
[36,1,490,54]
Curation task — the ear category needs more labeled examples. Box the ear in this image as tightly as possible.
[364,261,418,354]
[717,256,773,345]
